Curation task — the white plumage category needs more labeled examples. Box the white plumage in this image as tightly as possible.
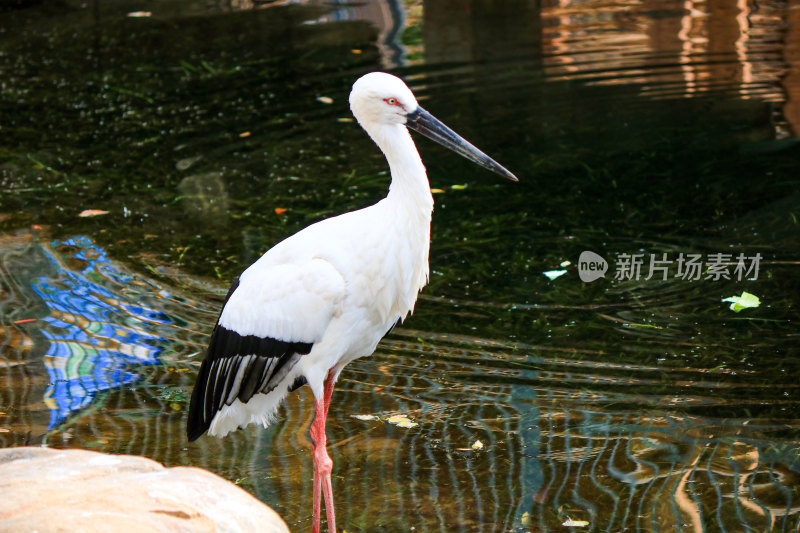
[187,72,516,533]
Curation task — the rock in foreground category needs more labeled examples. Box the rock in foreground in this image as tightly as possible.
[0,447,289,533]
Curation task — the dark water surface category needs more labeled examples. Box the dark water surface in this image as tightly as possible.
[1,0,799,531]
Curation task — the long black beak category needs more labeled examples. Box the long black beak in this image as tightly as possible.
[406,106,518,182]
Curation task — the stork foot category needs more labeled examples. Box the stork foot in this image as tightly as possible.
[312,445,335,532]
[311,392,336,533]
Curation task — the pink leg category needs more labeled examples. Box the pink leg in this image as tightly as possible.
[323,369,336,418]
[311,370,337,533]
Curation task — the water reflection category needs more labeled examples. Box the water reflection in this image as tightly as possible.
[538,0,793,109]
[1,233,796,530]
[0,233,179,434]
[34,236,166,428]
[420,0,800,136]
[330,326,800,531]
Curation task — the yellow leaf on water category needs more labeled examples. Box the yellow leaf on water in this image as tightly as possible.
[386,414,418,428]
[430,188,446,194]
[471,440,484,450]
[521,512,530,525]
[353,414,378,421]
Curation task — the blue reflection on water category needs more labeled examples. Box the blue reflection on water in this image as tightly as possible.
[32,236,169,428]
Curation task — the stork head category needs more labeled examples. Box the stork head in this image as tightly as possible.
[349,72,518,182]
[349,72,418,127]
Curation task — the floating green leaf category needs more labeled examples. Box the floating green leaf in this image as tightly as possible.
[722,291,760,312]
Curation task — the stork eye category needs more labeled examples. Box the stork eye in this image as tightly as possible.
[384,97,400,106]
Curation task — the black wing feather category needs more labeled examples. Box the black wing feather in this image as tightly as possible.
[289,375,307,392]
[237,353,268,402]
[187,278,313,442]
[220,356,243,405]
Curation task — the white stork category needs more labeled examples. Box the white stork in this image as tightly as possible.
[187,71,517,532]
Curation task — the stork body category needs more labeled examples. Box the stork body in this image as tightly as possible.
[187,72,517,533]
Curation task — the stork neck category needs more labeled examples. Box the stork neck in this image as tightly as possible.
[371,124,434,209]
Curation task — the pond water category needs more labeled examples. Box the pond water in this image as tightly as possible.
[1,0,799,531]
